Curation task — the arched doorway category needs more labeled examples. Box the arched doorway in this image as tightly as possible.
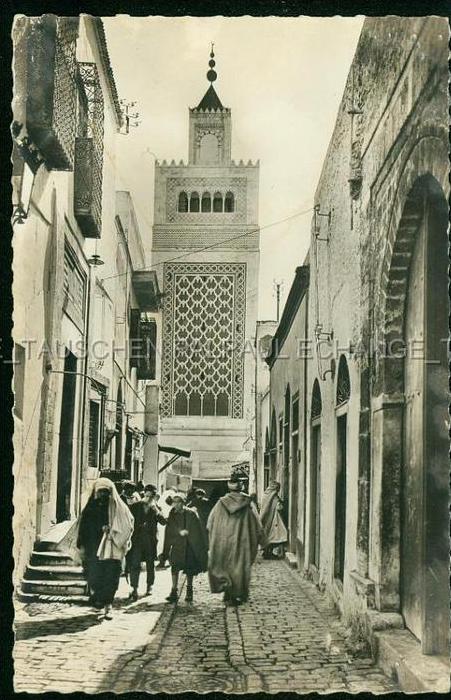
[386,176,448,653]
[334,355,350,582]
[310,379,322,569]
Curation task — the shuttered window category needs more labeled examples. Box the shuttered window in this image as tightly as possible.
[88,400,100,469]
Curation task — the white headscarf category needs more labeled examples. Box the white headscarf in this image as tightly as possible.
[94,478,134,561]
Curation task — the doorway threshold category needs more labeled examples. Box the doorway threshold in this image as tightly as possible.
[374,627,450,693]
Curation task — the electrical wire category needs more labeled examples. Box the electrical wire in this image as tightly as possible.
[101,205,314,283]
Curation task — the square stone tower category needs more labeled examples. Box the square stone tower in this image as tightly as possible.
[151,48,260,487]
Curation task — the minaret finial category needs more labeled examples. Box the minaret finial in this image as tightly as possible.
[207,43,217,83]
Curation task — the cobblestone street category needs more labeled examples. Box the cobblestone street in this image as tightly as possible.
[14,558,396,694]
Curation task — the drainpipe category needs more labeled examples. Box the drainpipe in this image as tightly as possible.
[78,264,92,514]
[302,290,309,569]
[254,327,258,498]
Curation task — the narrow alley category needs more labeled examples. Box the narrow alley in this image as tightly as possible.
[14,558,396,694]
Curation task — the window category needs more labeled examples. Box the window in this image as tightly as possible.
[292,396,299,434]
[174,393,188,415]
[13,344,25,420]
[311,379,322,419]
[199,133,219,164]
[88,400,100,468]
[63,243,86,330]
[129,310,157,380]
[189,192,200,212]
[336,355,351,406]
[213,192,223,212]
[178,191,188,212]
[224,191,235,212]
[189,392,202,416]
[137,315,157,380]
[201,192,212,212]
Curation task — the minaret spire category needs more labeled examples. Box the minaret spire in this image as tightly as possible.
[195,45,225,111]
[206,44,217,84]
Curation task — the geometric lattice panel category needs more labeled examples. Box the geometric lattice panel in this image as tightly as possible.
[161,262,246,419]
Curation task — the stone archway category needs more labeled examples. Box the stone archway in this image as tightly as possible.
[376,174,448,655]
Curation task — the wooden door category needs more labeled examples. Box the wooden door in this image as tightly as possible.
[310,425,321,568]
[334,415,347,581]
[401,211,425,642]
[56,352,77,522]
[290,433,299,551]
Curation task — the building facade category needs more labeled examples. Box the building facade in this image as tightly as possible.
[265,267,309,555]
[151,50,260,496]
[12,16,160,587]
[261,16,448,682]
[254,319,277,503]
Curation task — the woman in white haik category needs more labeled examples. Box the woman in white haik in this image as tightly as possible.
[77,478,134,619]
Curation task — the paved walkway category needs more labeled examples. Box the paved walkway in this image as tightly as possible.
[14,558,397,694]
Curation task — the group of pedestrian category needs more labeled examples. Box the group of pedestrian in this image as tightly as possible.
[75,474,288,619]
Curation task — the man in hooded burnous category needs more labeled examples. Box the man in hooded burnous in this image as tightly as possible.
[207,474,266,606]
[161,492,208,603]
[260,481,288,559]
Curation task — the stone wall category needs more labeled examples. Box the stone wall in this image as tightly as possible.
[303,16,449,633]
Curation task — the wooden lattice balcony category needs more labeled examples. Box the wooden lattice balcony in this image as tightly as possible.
[26,16,78,171]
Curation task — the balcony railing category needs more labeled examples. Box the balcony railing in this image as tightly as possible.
[74,137,102,238]
[74,62,104,238]
[129,310,157,380]
[26,16,78,170]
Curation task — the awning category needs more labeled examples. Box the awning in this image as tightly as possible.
[159,445,191,458]
[158,445,191,474]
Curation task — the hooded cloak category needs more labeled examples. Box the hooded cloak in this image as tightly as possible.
[162,504,208,574]
[260,483,288,546]
[207,491,265,599]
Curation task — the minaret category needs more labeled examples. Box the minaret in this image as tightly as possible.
[188,46,232,165]
[152,47,260,488]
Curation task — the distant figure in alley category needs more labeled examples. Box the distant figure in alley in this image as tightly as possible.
[126,488,166,601]
[187,487,212,535]
[207,474,266,606]
[76,477,134,619]
[260,481,288,559]
[161,493,209,603]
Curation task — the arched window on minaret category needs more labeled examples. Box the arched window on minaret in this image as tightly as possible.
[224,191,235,212]
[201,192,212,212]
[199,133,219,164]
[178,191,188,212]
[213,191,223,212]
[189,191,200,212]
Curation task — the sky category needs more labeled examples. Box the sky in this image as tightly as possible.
[103,16,364,320]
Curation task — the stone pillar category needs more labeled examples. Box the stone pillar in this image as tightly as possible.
[143,385,159,487]
[369,393,404,612]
